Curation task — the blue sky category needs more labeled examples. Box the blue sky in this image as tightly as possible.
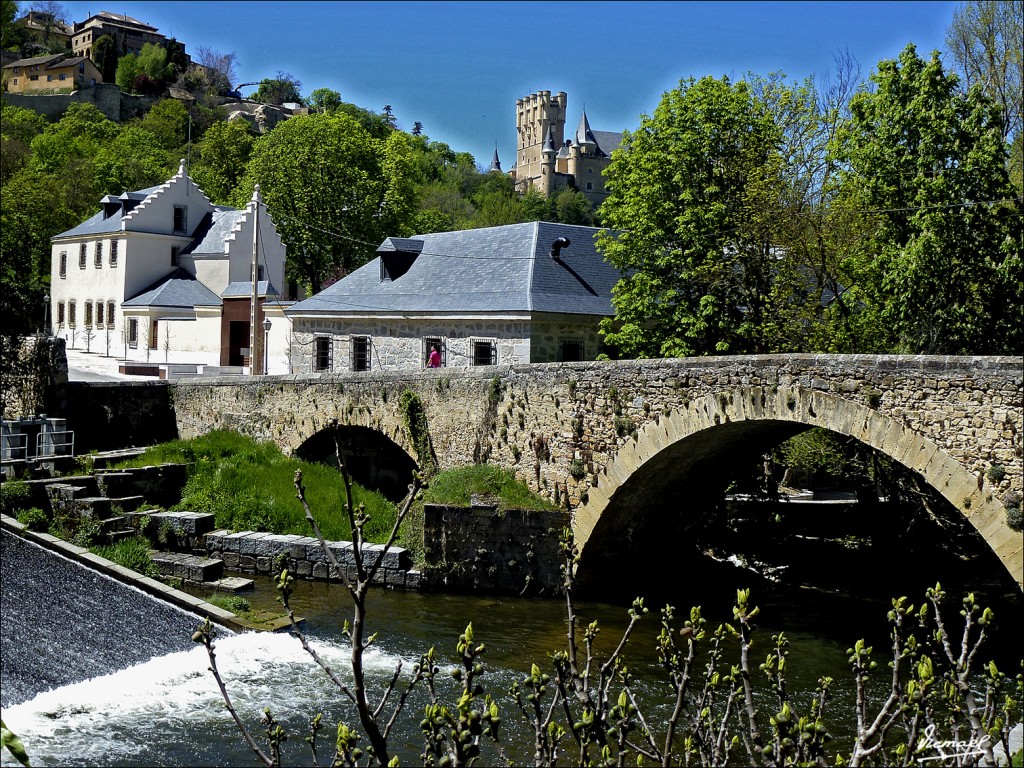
[59,1,959,167]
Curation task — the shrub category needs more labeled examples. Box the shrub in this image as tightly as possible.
[423,465,558,511]
[16,506,48,532]
[206,594,251,614]
[0,481,31,515]
[91,537,159,577]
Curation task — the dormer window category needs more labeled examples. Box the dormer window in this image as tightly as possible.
[173,205,187,233]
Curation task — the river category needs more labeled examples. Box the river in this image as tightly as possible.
[3,557,1020,767]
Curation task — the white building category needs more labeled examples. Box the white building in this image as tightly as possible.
[286,222,620,373]
[49,161,292,374]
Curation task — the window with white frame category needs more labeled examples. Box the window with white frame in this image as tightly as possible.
[149,320,158,349]
[109,239,118,266]
[128,318,138,348]
[84,302,93,328]
[68,300,76,327]
[106,302,115,327]
[57,301,65,326]
[471,339,497,366]
[79,243,87,268]
[314,336,332,372]
[95,240,103,267]
[94,301,103,328]
[351,336,371,371]
[59,252,67,278]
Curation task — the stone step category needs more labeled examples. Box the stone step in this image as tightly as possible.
[99,515,127,533]
[108,495,145,513]
[106,529,137,543]
[205,576,254,592]
[150,551,224,583]
[146,510,217,536]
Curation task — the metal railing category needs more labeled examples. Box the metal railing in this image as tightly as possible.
[35,430,75,458]
[1,432,28,462]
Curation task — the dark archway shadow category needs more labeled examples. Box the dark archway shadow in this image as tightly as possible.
[574,419,1023,647]
[296,425,417,503]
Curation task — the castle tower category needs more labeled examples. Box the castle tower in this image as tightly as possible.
[488,144,502,173]
[514,90,566,192]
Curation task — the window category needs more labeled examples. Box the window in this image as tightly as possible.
[78,62,85,73]
[68,301,76,327]
[172,205,187,233]
[79,243,87,268]
[585,182,593,190]
[29,75,38,81]
[314,337,332,372]
[424,336,445,367]
[57,302,65,326]
[59,73,66,81]
[149,320,158,349]
[351,336,370,371]
[257,265,264,281]
[106,302,115,327]
[95,241,103,267]
[84,302,93,328]
[472,339,497,366]
[171,246,180,266]
[110,240,118,267]
[560,339,584,362]
[94,301,103,328]
[128,319,138,348]
[59,252,67,278]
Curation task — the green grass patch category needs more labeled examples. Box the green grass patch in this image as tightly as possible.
[90,537,159,577]
[114,430,398,542]
[423,464,559,512]
[206,594,252,614]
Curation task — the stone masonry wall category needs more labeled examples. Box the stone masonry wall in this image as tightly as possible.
[204,530,419,589]
[421,503,571,595]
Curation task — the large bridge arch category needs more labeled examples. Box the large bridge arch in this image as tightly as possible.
[573,385,1023,591]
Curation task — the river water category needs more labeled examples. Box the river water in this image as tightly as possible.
[3,555,1020,767]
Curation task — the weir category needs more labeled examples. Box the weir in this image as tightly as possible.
[0,529,210,707]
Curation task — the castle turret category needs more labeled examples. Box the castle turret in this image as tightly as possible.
[489,145,502,173]
[540,124,556,195]
[575,109,598,155]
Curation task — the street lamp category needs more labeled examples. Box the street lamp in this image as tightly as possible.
[262,317,272,375]
[42,293,50,337]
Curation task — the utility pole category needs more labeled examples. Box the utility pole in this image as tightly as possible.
[249,185,261,374]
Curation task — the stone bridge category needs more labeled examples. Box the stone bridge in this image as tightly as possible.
[162,354,1023,590]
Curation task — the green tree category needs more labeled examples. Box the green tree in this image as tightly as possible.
[597,76,787,358]
[91,34,118,83]
[1,104,47,183]
[307,87,342,114]
[252,72,303,106]
[190,119,254,204]
[236,111,418,293]
[831,44,1022,355]
[137,98,189,152]
[94,124,173,194]
[115,53,140,92]
[550,185,595,225]
[29,102,118,209]
[1,0,22,51]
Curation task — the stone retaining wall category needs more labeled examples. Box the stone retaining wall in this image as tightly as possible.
[204,530,420,589]
[421,503,571,595]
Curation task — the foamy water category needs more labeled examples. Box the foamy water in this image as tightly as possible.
[1,631,417,767]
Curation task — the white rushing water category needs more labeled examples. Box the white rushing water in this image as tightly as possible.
[1,630,417,767]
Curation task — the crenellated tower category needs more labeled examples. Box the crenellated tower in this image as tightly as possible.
[514,90,567,193]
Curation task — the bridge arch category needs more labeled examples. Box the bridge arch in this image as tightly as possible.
[295,424,418,502]
[573,385,1023,591]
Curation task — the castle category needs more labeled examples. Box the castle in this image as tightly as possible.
[500,90,622,207]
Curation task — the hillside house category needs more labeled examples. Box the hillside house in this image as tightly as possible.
[286,222,620,373]
[49,161,290,374]
[2,53,102,93]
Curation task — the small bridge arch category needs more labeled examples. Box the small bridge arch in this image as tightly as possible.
[295,424,418,502]
[573,385,1022,590]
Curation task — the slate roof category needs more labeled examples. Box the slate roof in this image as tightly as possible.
[122,269,221,308]
[183,208,245,255]
[53,187,163,238]
[592,130,623,156]
[222,281,280,298]
[287,222,620,317]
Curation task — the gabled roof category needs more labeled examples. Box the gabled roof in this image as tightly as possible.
[122,269,221,308]
[2,53,65,69]
[592,130,623,156]
[54,186,163,238]
[287,222,620,317]
[183,208,245,255]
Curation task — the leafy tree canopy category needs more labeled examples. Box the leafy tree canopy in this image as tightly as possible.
[253,72,303,106]
[190,118,255,205]
[597,76,790,358]
[831,44,1021,355]
[234,111,418,293]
